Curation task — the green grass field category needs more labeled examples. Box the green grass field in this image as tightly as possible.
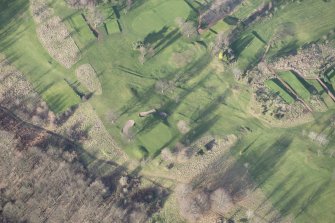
[234,113,335,222]
[68,13,95,48]
[232,0,272,20]
[1,0,335,222]
[232,0,335,68]
[0,0,81,113]
[266,79,295,104]
[279,71,311,100]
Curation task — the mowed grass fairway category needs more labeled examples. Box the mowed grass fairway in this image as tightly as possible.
[1,0,335,222]
[279,71,310,100]
[129,0,190,37]
[266,79,295,104]
[234,112,335,223]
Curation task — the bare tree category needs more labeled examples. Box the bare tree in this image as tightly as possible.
[154,80,175,95]
[176,184,211,222]
[175,17,199,41]
[210,187,233,214]
[87,6,104,28]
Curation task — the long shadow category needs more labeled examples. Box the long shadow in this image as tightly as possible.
[191,92,228,123]
[134,72,210,139]
[181,115,221,146]
[294,180,331,219]
[252,31,267,44]
[190,147,254,201]
[117,65,157,80]
[120,0,146,12]
[174,53,211,84]
[272,78,297,100]
[291,70,318,94]
[250,136,293,189]
[270,40,299,59]
[144,26,169,45]
[268,178,304,216]
[153,32,182,57]
[0,104,170,221]
[231,34,254,58]
[118,53,211,117]
[184,0,199,13]
[240,136,260,155]
[154,28,179,50]
[126,58,212,138]
[256,172,295,212]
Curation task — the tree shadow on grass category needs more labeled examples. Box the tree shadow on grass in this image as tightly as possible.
[269,40,299,59]
[144,26,169,45]
[152,28,181,57]
[118,53,211,118]
[231,34,254,58]
[272,78,297,100]
[0,0,29,50]
[250,136,293,188]
[294,180,331,220]
[181,115,221,146]
[189,146,253,201]
[191,93,227,123]
[291,70,318,94]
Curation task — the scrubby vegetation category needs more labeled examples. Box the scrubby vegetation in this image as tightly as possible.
[31,0,80,68]
[1,0,335,222]
[75,64,102,94]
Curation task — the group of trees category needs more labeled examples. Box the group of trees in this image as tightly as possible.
[66,0,134,10]
[0,65,167,222]
[0,127,167,223]
[175,17,199,41]
[176,183,240,222]
[66,0,97,8]
[199,0,244,29]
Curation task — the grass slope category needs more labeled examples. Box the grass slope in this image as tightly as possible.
[1,0,335,222]
[0,0,80,113]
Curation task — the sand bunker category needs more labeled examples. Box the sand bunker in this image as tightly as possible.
[139,109,156,117]
[122,120,135,136]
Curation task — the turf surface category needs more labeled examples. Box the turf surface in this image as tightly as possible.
[1,0,335,222]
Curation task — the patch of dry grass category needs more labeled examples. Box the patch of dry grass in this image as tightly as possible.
[75,64,102,94]
[56,102,127,163]
[31,0,80,68]
[144,134,284,222]
[30,0,54,24]
[36,16,80,68]
[177,120,190,134]
[170,49,195,68]
[0,54,56,128]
